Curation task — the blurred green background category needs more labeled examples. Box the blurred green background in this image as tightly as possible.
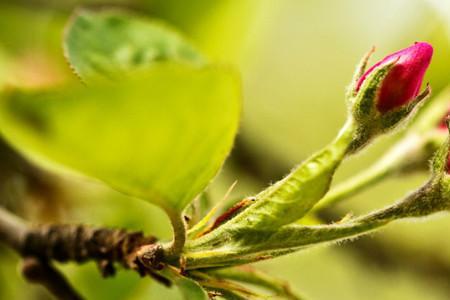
[0,0,449,299]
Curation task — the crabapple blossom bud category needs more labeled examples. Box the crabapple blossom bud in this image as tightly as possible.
[346,42,433,152]
[356,42,433,112]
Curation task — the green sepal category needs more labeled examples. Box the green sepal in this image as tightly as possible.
[347,60,395,151]
[380,84,430,129]
[348,58,395,115]
[346,46,375,100]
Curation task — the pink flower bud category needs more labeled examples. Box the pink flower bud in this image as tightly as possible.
[356,42,433,113]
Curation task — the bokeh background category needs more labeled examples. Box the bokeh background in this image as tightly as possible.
[0,0,450,299]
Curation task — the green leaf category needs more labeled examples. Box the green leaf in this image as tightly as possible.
[0,63,240,212]
[191,118,355,236]
[64,9,205,81]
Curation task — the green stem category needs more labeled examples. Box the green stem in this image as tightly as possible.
[314,133,426,211]
[164,211,187,261]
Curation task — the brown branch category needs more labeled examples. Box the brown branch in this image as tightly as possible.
[0,206,82,299]
[21,223,159,274]
[0,206,169,299]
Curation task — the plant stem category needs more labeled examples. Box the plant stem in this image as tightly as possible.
[314,159,393,211]
[314,133,427,211]
[164,211,187,261]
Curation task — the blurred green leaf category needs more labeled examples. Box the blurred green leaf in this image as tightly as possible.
[64,9,205,81]
[0,63,240,212]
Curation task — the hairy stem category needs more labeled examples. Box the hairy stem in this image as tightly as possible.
[314,133,427,211]
[184,179,449,269]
